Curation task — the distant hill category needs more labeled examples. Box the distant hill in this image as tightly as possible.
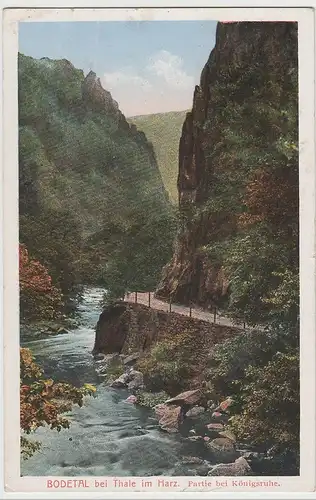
[130,110,187,203]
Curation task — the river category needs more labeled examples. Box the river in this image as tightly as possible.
[20,288,205,477]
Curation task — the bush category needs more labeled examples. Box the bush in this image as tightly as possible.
[204,328,299,461]
[19,244,63,321]
[135,390,170,409]
[229,350,299,453]
[205,327,297,399]
[137,330,201,394]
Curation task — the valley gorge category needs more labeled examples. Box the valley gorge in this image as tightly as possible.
[20,21,299,478]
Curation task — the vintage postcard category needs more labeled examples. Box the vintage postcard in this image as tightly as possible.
[2,4,316,498]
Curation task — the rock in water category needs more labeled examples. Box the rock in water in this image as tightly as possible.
[186,406,205,418]
[127,370,144,391]
[165,389,202,406]
[110,372,131,388]
[215,397,234,412]
[93,353,105,361]
[212,411,223,418]
[154,404,183,433]
[110,369,144,390]
[187,435,204,442]
[125,395,138,404]
[206,437,239,463]
[208,457,252,476]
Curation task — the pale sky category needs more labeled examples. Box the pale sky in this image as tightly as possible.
[19,21,217,116]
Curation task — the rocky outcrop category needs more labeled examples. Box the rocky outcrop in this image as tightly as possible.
[156,21,298,308]
[110,369,144,391]
[93,301,239,356]
[82,71,119,115]
[82,71,159,165]
[165,389,203,406]
[186,406,205,418]
[154,404,183,433]
[206,437,239,463]
[208,456,252,476]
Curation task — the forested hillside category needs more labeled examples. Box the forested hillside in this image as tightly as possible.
[131,111,187,203]
[19,54,176,317]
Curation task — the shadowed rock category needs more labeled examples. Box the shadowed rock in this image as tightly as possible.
[208,456,252,476]
[206,437,239,463]
[165,389,203,406]
[186,406,205,418]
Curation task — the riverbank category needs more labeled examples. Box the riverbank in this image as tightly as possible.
[21,288,299,477]
[92,297,299,476]
[20,289,214,477]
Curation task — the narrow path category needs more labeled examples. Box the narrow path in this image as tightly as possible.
[124,292,247,330]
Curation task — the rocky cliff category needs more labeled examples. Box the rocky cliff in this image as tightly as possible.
[156,22,298,310]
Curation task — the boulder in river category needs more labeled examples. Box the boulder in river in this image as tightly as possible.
[206,437,239,463]
[208,456,252,476]
[186,406,205,418]
[127,370,144,391]
[212,411,223,418]
[125,395,138,404]
[110,369,144,391]
[93,353,105,361]
[165,389,202,406]
[110,372,130,388]
[187,435,204,442]
[154,403,183,433]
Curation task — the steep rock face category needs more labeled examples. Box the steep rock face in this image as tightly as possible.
[156,22,298,308]
[82,71,119,115]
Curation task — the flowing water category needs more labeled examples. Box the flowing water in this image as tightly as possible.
[21,288,204,477]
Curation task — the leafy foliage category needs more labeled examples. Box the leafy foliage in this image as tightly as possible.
[205,327,298,399]
[19,244,63,320]
[20,211,82,312]
[137,330,204,394]
[20,347,95,458]
[229,350,299,451]
[135,390,170,409]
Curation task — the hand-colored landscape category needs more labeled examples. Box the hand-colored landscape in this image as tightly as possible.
[19,21,299,478]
